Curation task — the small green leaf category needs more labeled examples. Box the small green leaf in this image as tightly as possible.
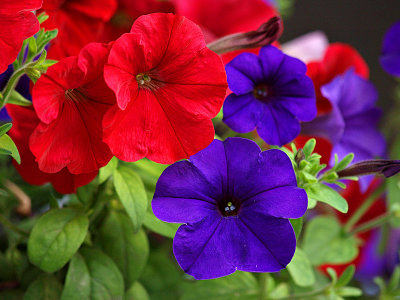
[335,153,354,171]
[8,90,32,106]
[27,208,89,272]
[23,274,62,300]
[113,166,148,231]
[99,211,149,287]
[182,272,259,300]
[79,248,124,300]
[303,216,358,266]
[126,282,149,300]
[305,183,348,213]
[302,138,316,157]
[287,247,315,287]
[387,175,400,227]
[0,134,20,163]
[388,266,400,292]
[0,123,12,137]
[61,254,90,300]
[98,156,118,184]
[144,208,180,238]
[336,286,362,297]
[336,265,355,287]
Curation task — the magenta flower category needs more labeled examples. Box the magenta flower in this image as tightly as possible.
[152,137,307,279]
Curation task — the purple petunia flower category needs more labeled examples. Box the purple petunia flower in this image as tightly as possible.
[380,21,400,77]
[152,137,307,280]
[301,69,386,190]
[223,45,316,147]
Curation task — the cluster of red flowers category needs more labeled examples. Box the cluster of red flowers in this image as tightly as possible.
[9,12,231,194]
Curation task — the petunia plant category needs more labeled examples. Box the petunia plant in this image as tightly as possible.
[0,1,400,300]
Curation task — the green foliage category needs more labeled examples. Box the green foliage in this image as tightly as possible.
[113,165,148,232]
[375,266,400,298]
[143,207,180,238]
[27,208,89,272]
[302,216,358,266]
[126,282,150,300]
[305,183,348,213]
[0,134,20,164]
[61,254,90,300]
[287,247,316,287]
[98,156,118,184]
[181,272,259,300]
[99,211,149,288]
[24,274,63,300]
[79,248,125,300]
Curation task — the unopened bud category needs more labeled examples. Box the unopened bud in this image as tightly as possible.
[207,16,283,55]
[337,159,400,178]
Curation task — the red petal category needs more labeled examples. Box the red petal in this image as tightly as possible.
[0,0,42,14]
[103,90,215,163]
[173,0,278,42]
[7,104,97,194]
[0,12,39,73]
[63,0,117,21]
[32,57,85,124]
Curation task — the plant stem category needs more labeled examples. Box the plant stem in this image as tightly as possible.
[259,273,269,300]
[343,183,386,232]
[0,67,26,110]
[349,213,393,236]
[0,214,29,237]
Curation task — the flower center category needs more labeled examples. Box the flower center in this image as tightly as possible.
[253,84,272,102]
[218,197,241,217]
[65,88,86,103]
[136,73,160,91]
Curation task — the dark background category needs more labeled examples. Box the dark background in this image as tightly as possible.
[280,0,400,112]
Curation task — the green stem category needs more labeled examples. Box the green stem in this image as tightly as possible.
[0,67,27,110]
[259,273,269,300]
[343,183,386,232]
[272,285,329,299]
[0,214,29,237]
[349,213,393,236]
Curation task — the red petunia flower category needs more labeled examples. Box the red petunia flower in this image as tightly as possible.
[7,104,97,194]
[103,13,227,164]
[307,43,369,115]
[172,0,277,43]
[30,42,115,174]
[0,0,42,73]
[40,0,117,59]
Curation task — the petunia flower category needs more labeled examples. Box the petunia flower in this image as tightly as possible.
[0,0,42,73]
[223,45,316,147]
[30,42,115,174]
[306,43,369,115]
[301,69,386,166]
[7,104,97,194]
[380,21,400,77]
[152,137,307,280]
[40,0,117,59]
[103,13,227,164]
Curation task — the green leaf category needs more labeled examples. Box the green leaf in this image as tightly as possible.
[334,153,354,171]
[387,174,400,227]
[0,134,20,164]
[113,166,148,231]
[79,247,124,300]
[336,286,362,297]
[27,208,89,272]
[99,211,149,287]
[289,217,303,239]
[61,253,90,300]
[8,90,32,106]
[305,183,348,213]
[0,123,12,137]
[143,208,180,238]
[99,156,118,184]
[302,138,316,157]
[182,272,259,300]
[335,265,355,287]
[23,274,62,300]
[287,247,315,287]
[303,216,358,266]
[126,282,150,300]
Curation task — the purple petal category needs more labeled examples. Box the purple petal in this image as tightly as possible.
[380,21,400,76]
[225,53,262,94]
[256,104,300,146]
[242,186,307,219]
[153,160,219,223]
[223,93,264,133]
